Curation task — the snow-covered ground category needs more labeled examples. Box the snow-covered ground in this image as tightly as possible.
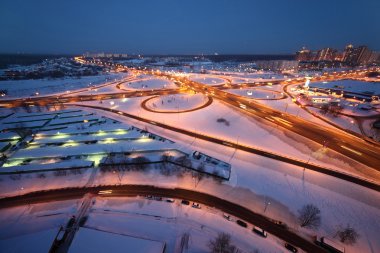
[77,97,380,182]
[228,88,284,99]
[87,113,380,253]
[144,94,208,112]
[1,104,380,252]
[84,196,288,253]
[310,80,380,95]
[118,76,177,90]
[0,200,79,252]
[1,71,380,252]
[70,227,165,253]
[0,73,129,99]
[209,70,285,80]
[285,82,380,137]
[188,75,227,86]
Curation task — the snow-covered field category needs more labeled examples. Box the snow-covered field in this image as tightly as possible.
[1,71,380,252]
[310,80,380,95]
[0,73,129,99]
[77,97,380,182]
[84,110,380,253]
[1,104,380,252]
[84,196,288,253]
[228,88,284,99]
[0,200,79,252]
[144,93,209,112]
[188,75,227,86]
[70,227,165,253]
[118,77,177,90]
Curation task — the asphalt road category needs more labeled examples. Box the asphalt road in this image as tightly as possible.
[0,184,328,253]
[176,76,380,170]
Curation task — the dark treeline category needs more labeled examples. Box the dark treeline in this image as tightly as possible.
[0,54,74,69]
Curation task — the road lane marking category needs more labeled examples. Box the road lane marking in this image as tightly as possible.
[340,145,362,156]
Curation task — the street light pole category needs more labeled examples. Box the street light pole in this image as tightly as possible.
[264,201,271,213]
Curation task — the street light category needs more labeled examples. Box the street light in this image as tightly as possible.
[264,201,271,213]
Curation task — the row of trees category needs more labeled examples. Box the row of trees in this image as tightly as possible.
[100,153,223,185]
[207,204,359,253]
[319,103,344,117]
[297,204,359,245]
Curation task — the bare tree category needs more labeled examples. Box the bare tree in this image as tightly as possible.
[131,156,151,171]
[37,173,46,179]
[14,123,32,138]
[336,224,359,245]
[208,233,237,253]
[175,155,192,168]
[195,163,206,187]
[319,104,329,115]
[297,204,321,229]
[330,103,343,117]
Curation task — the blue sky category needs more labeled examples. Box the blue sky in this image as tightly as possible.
[0,0,379,54]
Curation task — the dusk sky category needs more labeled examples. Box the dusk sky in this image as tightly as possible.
[1,0,379,55]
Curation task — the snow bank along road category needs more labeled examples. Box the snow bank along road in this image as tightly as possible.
[71,103,380,192]
[0,184,327,253]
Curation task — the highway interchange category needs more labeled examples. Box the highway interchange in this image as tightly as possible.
[1,58,379,252]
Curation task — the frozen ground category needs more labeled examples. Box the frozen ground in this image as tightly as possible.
[228,88,284,99]
[70,227,165,253]
[0,200,79,252]
[0,105,380,252]
[118,76,177,90]
[144,93,208,112]
[89,113,380,253]
[188,75,227,86]
[285,83,379,136]
[77,97,380,182]
[0,73,128,99]
[309,80,380,95]
[84,196,288,253]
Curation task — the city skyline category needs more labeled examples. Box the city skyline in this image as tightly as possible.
[1,0,379,54]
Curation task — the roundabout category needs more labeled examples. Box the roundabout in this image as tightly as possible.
[141,93,213,113]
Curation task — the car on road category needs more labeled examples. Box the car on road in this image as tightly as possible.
[223,213,232,221]
[252,226,267,238]
[146,195,162,201]
[192,202,201,209]
[181,200,190,205]
[66,215,76,229]
[236,220,247,228]
[284,243,298,252]
[56,226,66,242]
